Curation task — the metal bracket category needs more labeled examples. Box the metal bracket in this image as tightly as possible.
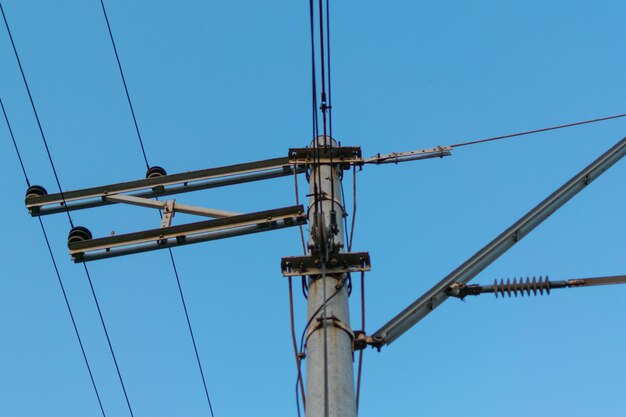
[160,200,175,228]
[305,315,355,347]
[288,146,362,168]
[362,145,452,165]
[353,331,378,351]
[280,252,371,277]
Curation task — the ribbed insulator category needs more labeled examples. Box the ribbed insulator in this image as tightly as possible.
[493,276,550,298]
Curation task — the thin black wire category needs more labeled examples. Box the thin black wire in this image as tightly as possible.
[1,1,73,228]
[39,220,108,417]
[1,4,136,415]
[1,97,30,186]
[1,94,107,417]
[82,263,135,417]
[325,0,333,141]
[98,0,149,170]
[451,113,626,148]
[295,375,303,417]
[355,270,365,412]
[97,2,217,414]
[0,3,133,416]
[290,278,306,416]
[298,280,344,353]
[167,248,216,417]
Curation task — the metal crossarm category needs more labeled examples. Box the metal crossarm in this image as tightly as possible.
[281,252,371,277]
[371,136,626,347]
[69,205,306,262]
[288,146,362,166]
[26,156,301,215]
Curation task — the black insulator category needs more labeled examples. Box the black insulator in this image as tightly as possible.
[67,226,93,247]
[25,185,48,201]
[493,276,550,298]
[146,165,167,179]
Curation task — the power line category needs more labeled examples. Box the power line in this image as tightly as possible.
[1,94,107,417]
[166,248,216,417]
[82,264,135,417]
[1,97,29,186]
[1,1,73,228]
[98,0,150,170]
[98,2,216,414]
[0,4,136,415]
[451,113,626,148]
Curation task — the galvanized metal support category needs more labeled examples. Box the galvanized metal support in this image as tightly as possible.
[305,136,357,417]
[372,135,626,347]
[68,205,306,262]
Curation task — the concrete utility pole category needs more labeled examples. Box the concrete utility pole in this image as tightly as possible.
[305,135,356,417]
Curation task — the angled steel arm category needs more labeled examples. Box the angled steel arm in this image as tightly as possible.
[70,205,306,262]
[371,136,626,347]
[26,157,301,216]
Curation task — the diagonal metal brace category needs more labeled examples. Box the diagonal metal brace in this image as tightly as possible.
[104,194,240,219]
[371,135,626,347]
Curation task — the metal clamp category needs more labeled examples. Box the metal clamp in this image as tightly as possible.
[305,315,355,347]
[281,252,371,277]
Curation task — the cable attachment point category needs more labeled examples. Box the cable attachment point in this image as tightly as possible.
[447,276,551,299]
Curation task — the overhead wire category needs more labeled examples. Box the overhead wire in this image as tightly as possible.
[98,0,149,170]
[1,1,73,228]
[1,3,137,416]
[97,1,216,415]
[450,113,626,148]
[1,98,30,186]
[1,96,107,417]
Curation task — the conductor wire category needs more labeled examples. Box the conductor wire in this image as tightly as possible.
[97,2,217,414]
[1,1,73,228]
[451,113,626,148]
[98,0,149,170]
[1,5,136,415]
[1,95,107,417]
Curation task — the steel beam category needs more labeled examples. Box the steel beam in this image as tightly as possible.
[26,157,301,215]
[69,205,305,262]
[371,136,626,347]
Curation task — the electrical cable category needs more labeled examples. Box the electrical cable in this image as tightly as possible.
[289,278,306,413]
[348,165,357,252]
[167,249,216,417]
[291,163,308,409]
[1,1,73,228]
[1,98,30,186]
[451,113,626,148]
[97,2,217,414]
[1,95,107,417]
[82,263,135,417]
[1,4,136,415]
[98,0,149,170]
[355,270,365,412]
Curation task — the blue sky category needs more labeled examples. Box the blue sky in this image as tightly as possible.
[1,1,625,417]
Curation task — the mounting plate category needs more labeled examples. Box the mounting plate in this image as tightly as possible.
[281,252,371,277]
